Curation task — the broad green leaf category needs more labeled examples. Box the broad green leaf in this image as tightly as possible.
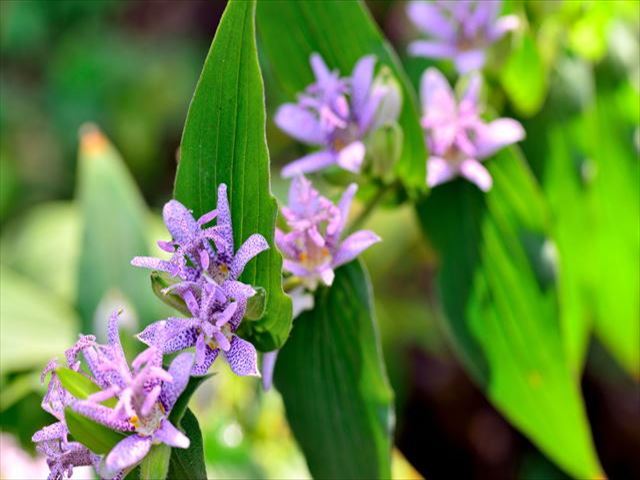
[65,407,126,455]
[167,409,207,480]
[140,444,171,480]
[416,149,602,479]
[256,0,427,195]
[76,125,169,334]
[0,266,76,372]
[500,32,547,117]
[583,84,639,376]
[275,261,394,479]
[174,0,292,352]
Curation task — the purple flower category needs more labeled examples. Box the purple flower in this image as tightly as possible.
[132,184,268,287]
[131,183,266,378]
[276,53,400,177]
[32,338,102,480]
[137,279,261,378]
[407,0,520,73]
[420,68,525,191]
[276,175,380,288]
[66,311,193,479]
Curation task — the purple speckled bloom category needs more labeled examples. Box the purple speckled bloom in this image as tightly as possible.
[132,184,265,377]
[276,175,380,288]
[32,337,102,480]
[421,68,524,191]
[276,53,400,177]
[137,278,261,378]
[407,0,519,73]
[132,184,268,287]
[66,311,193,479]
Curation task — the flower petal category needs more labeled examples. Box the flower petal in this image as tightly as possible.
[71,401,133,432]
[420,67,456,125]
[130,256,176,276]
[281,150,337,178]
[407,1,457,41]
[408,40,458,59]
[351,55,376,114]
[103,435,152,478]
[474,118,525,158]
[261,350,279,391]
[191,344,219,376]
[224,336,260,377]
[216,184,234,254]
[454,49,486,74]
[459,158,493,191]
[427,156,457,188]
[332,230,381,268]
[154,420,190,449]
[160,352,194,412]
[336,141,365,173]
[327,183,357,240]
[275,104,325,145]
[231,233,269,279]
[487,14,520,41]
[162,200,198,244]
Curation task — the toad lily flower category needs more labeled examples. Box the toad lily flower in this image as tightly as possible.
[33,338,102,480]
[276,53,400,177]
[137,279,261,377]
[132,183,269,288]
[131,183,266,377]
[420,68,524,191]
[69,311,193,479]
[276,175,380,288]
[407,0,520,73]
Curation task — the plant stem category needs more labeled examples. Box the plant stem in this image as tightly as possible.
[347,182,396,234]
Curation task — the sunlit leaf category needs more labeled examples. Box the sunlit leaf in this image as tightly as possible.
[167,409,207,480]
[140,444,171,480]
[416,148,603,478]
[256,0,427,195]
[65,407,126,455]
[0,266,76,372]
[275,261,394,479]
[76,125,170,334]
[175,0,292,351]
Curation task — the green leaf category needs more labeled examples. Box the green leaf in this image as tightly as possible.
[140,444,171,480]
[256,0,427,195]
[56,367,99,398]
[150,271,191,317]
[583,85,639,376]
[174,0,292,352]
[500,32,547,117]
[65,407,126,455]
[416,149,602,479]
[0,266,77,372]
[169,374,213,425]
[76,125,170,333]
[275,261,393,479]
[167,409,207,480]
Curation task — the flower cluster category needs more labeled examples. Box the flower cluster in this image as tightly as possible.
[33,311,192,479]
[132,184,267,377]
[34,183,269,479]
[420,68,524,191]
[407,0,519,73]
[276,53,400,177]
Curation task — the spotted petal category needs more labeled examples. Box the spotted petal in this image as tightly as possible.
[224,336,260,377]
[102,435,152,479]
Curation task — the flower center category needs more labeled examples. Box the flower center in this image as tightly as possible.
[130,403,165,437]
[331,122,360,152]
[298,243,332,271]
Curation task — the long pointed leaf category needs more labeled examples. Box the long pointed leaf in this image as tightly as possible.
[174,0,291,351]
[416,149,602,478]
[275,261,394,479]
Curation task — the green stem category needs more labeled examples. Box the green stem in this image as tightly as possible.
[283,276,302,293]
[347,182,396,234]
